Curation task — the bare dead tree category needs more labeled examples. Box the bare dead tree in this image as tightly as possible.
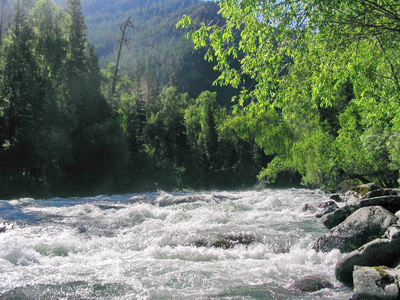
[111,16,136,100]
[0,0,6,45]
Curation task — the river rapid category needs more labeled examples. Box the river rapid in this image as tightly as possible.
[0,189,353,299]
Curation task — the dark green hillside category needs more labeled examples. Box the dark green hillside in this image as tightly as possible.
[81,0,233,103]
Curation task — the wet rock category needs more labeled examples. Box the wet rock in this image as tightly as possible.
[320,205,358,229]
[0,220,15,233]
[301,201,338,218]
[330,194,343,202]
[351,266,399,300]
[314,201,339,218]
[194,234,256,249]
[335,223,400,286]
[288,276,334,293]
[312,206,397,253]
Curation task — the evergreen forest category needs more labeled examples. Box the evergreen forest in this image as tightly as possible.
[0,0,269,199]
[1,0,399,199]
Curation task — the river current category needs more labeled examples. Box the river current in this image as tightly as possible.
[0,189,353,299]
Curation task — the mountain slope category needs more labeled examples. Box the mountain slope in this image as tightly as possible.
[80,0,234,101]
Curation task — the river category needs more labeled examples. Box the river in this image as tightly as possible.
[0,189,353,299]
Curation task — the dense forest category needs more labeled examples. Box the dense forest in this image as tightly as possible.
[0,0,270,199]
[1,0,398,199]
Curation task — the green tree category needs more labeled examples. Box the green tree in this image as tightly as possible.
[178,0,400,188]
[142,86,189,189]
[0,0,48,195]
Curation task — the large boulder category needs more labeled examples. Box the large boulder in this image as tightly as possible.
[321,188,400,230]
[335,223,400,286]
[351,266,399,299]
[363,188,400,199]
[312,206,397,253]
[320,205,358,229]
[358,195,400,214]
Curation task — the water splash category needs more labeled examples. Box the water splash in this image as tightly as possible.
[0,189,353,299]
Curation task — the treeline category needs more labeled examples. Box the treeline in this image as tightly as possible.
[0,0,267,199]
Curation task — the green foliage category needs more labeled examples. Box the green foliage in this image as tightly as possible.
[0,0,127,198]
[180,0,400,189]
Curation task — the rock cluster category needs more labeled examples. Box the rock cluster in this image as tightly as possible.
[310,183,400,299]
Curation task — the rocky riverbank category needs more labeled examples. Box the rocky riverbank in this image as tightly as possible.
[305,183,400,299]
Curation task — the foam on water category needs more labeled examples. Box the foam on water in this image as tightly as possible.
[0,189,353,299]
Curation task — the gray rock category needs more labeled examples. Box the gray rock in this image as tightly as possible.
[288,275,333,293]
[301,200,339,219]
[194,234,256,249]
[335,226,400,286]
[330,194,343,202]
[322,192,400,230]
[363,189,400,199]
[314,201,339,218]
[351,266,399,300]
[320,205,358,229]
[358,195,400,214]
[313,206,397,253]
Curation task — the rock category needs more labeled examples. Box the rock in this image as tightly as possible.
[0,221,15,233]
[320,205,358,229]
[358,195,400,214]
[312,206,397,253]
[301,201,339,218]
[335,223,400,286]
[288,276,334,293]
[330,194,343,202]
[351,266,399,300]
[322,190,400,229]
[194,234,256,249]
[363,189,400,199]
[314,201,339,218]
[352,183,381,197]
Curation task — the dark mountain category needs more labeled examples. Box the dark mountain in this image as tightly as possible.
[79,0,236,103]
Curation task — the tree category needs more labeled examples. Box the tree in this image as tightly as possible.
[0,0,47,194]
[178,0,400,188]
[111,16,135,100]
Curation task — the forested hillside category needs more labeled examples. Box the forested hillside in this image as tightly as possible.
[67,0,235,104]
[0,0,269,199]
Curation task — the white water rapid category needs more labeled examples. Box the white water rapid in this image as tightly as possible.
[0,189,353,299]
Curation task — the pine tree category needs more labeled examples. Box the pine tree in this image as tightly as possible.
[0,0,46,192]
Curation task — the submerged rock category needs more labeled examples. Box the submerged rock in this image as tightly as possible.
[0,220,15,233]
[335,222,400,286]
[314,201,339,218]
[301,200,339,218]
[351,266,399,300]
[313,206,397,253]
[194,234,256,249]
[288,276,334,293]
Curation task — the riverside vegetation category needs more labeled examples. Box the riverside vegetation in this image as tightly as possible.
[1,0,400,199]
